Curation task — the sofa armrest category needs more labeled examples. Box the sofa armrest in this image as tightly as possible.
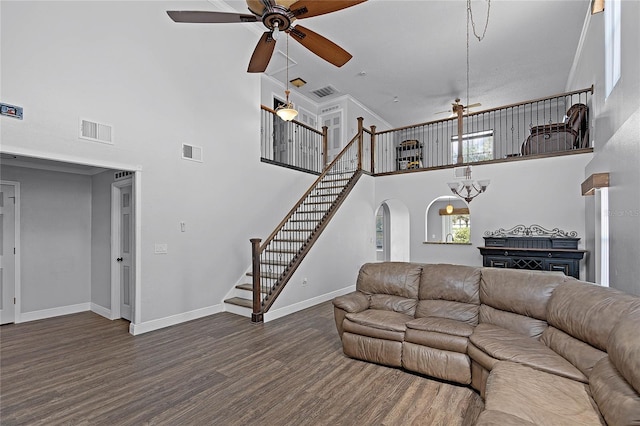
[333,291,371,313]
[333,292,371,338]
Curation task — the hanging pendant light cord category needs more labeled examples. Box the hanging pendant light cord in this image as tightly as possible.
[466,0,491,113]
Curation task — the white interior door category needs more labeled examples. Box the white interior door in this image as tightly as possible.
[322,111,343,163]
[0,184,16,324]
[118,184,134,321]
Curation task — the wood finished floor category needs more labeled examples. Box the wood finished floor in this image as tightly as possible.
[0,302,483,425]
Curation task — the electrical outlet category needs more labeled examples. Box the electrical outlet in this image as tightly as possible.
[302,278,308,287]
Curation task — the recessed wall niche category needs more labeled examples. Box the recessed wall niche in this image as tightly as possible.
[425,196,471,244]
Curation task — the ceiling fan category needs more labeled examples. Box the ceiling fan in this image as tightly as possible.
[436,98,482,117]
[167,0,367,73]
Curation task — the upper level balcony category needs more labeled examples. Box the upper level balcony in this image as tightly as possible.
[260,86,593,176]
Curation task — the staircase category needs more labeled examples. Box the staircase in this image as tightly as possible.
[224,131,365,322]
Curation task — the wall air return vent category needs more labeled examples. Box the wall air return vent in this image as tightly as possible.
[320,105,340,114]
[79,118,113,144]
[182,143,203,162]
[114,170,133,181]
[311,85,338,98]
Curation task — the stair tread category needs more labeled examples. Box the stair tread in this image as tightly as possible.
[246,271,280,279]
[235,283,270,293]
[224,297,252,308]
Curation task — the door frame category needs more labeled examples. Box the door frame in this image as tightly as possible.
[0,180,21,323]
[110,177,135,320]
[1,144,142,331]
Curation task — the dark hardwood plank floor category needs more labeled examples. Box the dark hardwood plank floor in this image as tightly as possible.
[0,302,483,425]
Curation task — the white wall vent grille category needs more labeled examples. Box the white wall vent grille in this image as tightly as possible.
[320,104,340,114]
[312,85,338,98]
[114,170,133,181]
[79,118,113,144]
[182,143,203,162]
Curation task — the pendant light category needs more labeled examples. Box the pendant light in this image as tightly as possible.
[446,198,454,214]
[275,32,298,122]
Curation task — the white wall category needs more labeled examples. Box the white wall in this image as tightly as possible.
[0,166,92,313]
[374,154,593,275]
[566,1,640,294]
[1,1,317,324]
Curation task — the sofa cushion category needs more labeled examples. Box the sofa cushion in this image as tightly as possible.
[419,263,481,304]
[589,356,640,426]
[540,326,607,379]
[415,300,478,325]
[356,262,422,299]
[475,410,537,426]
[405,318,473,353]
[370,294,417,316]
[480,268,566,321]
[484,362,604,425]
[469,323,587,383]
[406,317,474,337]
[343,319,405,342]
[344,309,413,333]
[607,302,640,394]
[546,280,640,351]
[479,305,548,339]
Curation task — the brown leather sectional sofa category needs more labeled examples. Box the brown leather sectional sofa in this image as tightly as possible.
[332,262,640,425]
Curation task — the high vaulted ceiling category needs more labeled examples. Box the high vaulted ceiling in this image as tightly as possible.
[222,0,590,127]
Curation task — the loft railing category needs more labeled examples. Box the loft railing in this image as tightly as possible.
[260,105,328,174]
[371,86,593,174]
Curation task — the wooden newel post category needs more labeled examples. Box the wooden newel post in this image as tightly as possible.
[370,125,377,173]
[357,117,364,170]
[250,238,263,323]
[322,125,329,170]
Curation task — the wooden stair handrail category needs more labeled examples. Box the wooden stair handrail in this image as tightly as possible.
[251,121,365,321]
[258,132,361,251]
[260,170,363,314]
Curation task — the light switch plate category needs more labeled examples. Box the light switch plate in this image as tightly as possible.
[154,243,168,254]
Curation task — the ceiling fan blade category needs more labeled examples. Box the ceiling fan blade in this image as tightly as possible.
[248,32,277,73]
[289,0,367,19]
[289,25,352,67]
[465,102,482,109]
[167,11,258,24]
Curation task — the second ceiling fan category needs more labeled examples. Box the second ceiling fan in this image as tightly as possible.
[167,0,367,73]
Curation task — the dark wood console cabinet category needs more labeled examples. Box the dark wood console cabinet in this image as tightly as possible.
[478,225,587,279]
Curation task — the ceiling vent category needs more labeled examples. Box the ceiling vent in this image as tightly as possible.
[79,118,113,144]
[311,85,338,98]
[182,143,203,162]
[114,170,133,181]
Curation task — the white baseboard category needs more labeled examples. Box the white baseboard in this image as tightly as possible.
[90,303,112,319]
[18,302,91,323]
[263,285,356,323]
[129,304,224,335]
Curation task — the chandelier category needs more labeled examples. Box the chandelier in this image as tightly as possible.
[447,165,490,203]
[446,0,491,203]
[275,32,298,122]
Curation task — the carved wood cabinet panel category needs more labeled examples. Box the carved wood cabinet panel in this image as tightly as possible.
[478,225,587,279]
